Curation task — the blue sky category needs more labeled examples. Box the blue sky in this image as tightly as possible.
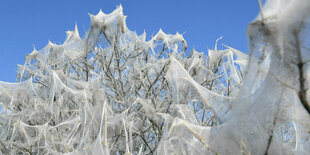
[0,0,260,82]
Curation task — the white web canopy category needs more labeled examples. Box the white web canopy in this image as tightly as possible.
[0,1,310,154]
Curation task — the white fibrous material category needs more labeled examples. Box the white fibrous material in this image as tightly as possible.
[0,0,309,154]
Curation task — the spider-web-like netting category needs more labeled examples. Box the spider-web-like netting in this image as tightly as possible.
[0,0,310,154]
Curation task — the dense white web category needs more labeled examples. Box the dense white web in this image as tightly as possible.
[0,1,310,154]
